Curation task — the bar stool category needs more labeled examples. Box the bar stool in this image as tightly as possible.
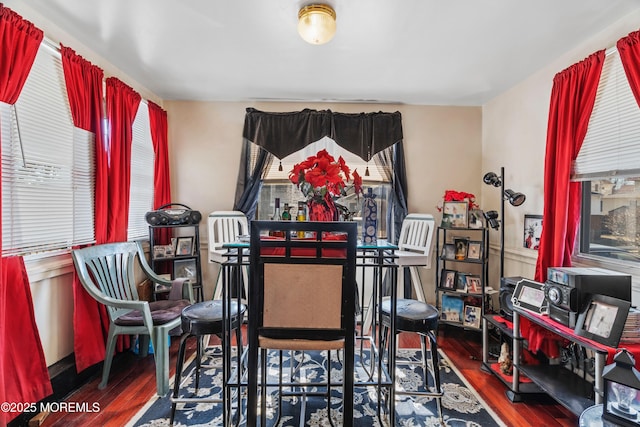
[170,299,246,425]
[380,298,443,423]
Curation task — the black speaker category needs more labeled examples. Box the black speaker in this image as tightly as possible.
[499,276,524,321]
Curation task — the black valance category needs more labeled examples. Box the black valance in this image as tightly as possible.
[242,107,403,161]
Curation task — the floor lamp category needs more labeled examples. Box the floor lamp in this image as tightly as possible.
[483,167,526,279]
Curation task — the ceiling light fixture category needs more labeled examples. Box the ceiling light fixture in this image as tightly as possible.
[298,4,336,45]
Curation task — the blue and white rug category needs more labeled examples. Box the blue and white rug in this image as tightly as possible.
[127,347,505,426]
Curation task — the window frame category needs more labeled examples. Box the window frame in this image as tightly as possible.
[1,43,95,257]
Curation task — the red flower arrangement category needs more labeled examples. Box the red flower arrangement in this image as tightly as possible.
[289,149,363,220]
[437,190,478,211]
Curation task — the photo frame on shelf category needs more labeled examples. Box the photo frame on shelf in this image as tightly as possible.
[174,259,197,282]
[153,245,173,259]
[440,269,457,290]
[456,272,467,292]
[523,214,543,250]
[441,201,468,229]
[454,237,469,260]
[467,241,482,260]
[442,243,456,260]
[574,294,630,347]
[463,304,482,329]
[441,294,464,323]
[176,236,194,256]
[468,209,485,229]
[466,275,482,293]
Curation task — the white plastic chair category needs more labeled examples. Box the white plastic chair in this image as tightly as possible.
[362,213,435,333]
[395,213,436,302]
[208,211,249,300]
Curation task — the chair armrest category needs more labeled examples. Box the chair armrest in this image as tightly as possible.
[169,277,194,303]
[102,297,150,312]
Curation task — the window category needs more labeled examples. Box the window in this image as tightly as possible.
[127,102,155,240]
[255,137,391,238]
[1,44,95,256]
[576,49,640,263]
[1,41,156,256]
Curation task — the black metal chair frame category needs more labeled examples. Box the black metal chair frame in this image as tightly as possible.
[246,220,357,427]
[380,298,444,423]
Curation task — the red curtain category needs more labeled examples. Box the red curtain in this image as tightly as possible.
[618,29,640,107]
[60,45,112,372]
[105,77,141,243]
[148,101,172,245]
[1,258,53,425]
[534,50,605,282]
[0,6,50,424]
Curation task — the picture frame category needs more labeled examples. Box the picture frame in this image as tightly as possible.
[441,201,469,229]
[523,214,543,250]
[463,304,482,329]
[456,272,467,292]
[173,259,198,282]
[441,294,464,323]
[442,243,456,260]
[153,244,174,259]
[176,236,194,256]
[153,245,167,259]
[574,294,631,347]
[465,275,482,293]
[440,269,457,290]
[454,237,469,260]
[468,209,485,229]
[467,241,482,260]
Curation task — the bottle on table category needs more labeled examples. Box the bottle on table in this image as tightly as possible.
[272,198,281,221]
[296,201,306,238]
[282,203,292,220]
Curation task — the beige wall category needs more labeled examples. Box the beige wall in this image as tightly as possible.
[482,10,640,299]
[165,101,481,300]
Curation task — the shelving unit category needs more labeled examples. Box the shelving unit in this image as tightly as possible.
[435,226,489,331]
[510,308,610,416]
[482,313,544,401]
[148,222,203,302]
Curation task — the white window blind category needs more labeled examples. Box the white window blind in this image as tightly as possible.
[573,50,640,180]
[1,45,95,256]
[127,101,155,241]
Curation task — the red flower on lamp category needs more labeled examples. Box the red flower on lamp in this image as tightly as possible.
[289,149,363,221]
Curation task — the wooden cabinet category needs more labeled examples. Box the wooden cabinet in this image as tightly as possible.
[435,226,489,331]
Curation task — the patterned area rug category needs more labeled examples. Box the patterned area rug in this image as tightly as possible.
[127,347,505,427]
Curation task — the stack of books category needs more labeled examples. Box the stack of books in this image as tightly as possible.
[620,307,640,344]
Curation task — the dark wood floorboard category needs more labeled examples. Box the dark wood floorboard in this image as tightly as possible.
[33,326,578,427]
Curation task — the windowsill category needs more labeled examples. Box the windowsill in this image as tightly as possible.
[572,253,640,285]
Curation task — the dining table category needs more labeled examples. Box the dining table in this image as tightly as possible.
[218,235,400,426]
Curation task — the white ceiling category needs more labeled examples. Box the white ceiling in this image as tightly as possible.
[9,0,640,106]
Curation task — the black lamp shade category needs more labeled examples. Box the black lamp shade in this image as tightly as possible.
[483,172,502,187]
[504,189,526,206]
[483,210,500,230]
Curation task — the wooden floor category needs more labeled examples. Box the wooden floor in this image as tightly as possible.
[33,326,578,427]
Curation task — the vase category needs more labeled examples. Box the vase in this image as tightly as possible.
[362,188,378,244]
[308,193,338,221]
